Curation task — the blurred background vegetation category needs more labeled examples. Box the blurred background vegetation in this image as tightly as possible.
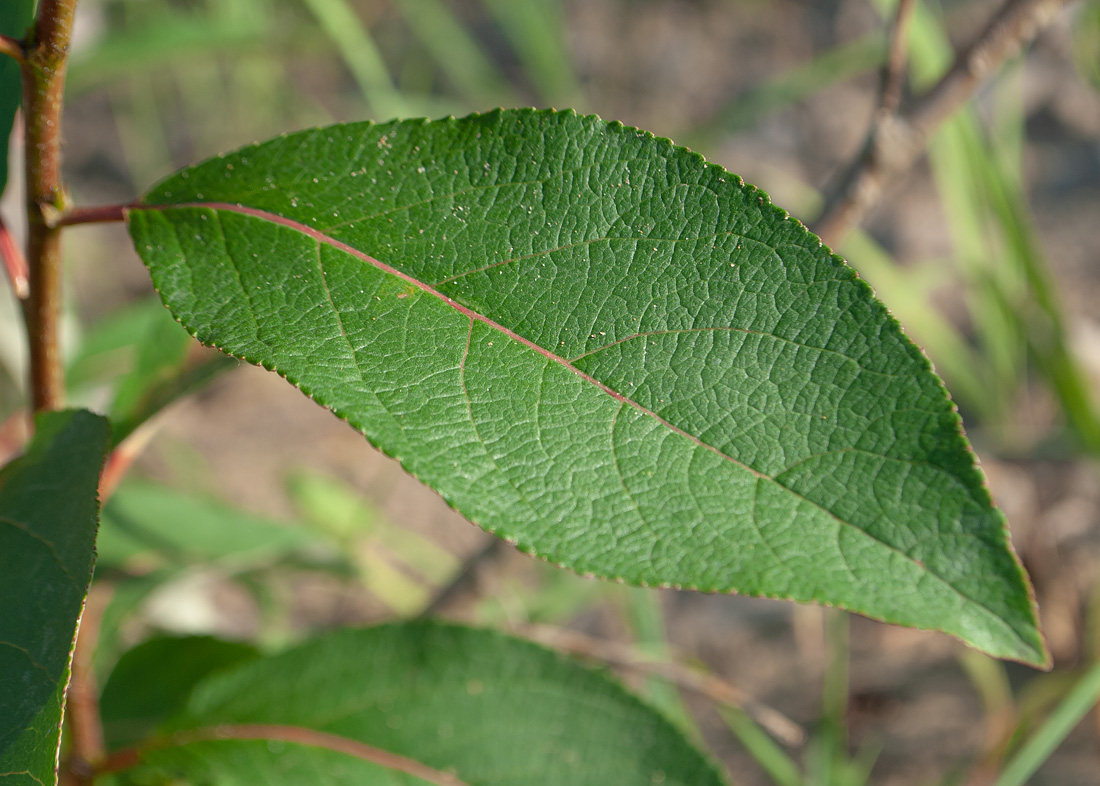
[2,0,1100,784]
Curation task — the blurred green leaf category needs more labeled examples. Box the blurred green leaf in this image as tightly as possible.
[98,480,327,571]
[390,0,517,107]
[0,0,34,198]
[66,15,264,96]
[1072,1,1100,92]
[69,297,233,446]
[288,471,457,614]
[299,0,408,120]
[994,661,1100,786]
[0,409,110,785]
[692,33,884,143]
[100,635,259,749]
[721,706,802,786]
[126,622,728,786]
[481,0,579,105]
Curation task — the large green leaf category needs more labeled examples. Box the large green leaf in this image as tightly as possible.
[121,622,727,786]
[127,109,1047,665]
[0,409,111,785]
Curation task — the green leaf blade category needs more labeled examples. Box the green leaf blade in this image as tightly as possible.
[0,410,111,784]
[128,109,1046,665]
[129,622,727,786]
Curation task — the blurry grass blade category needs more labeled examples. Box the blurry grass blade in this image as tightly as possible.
[67,297,234,447]
[66,16,263,96]
[299,0,408,119]
[0,0,34,197]
[98,480,327,571]
[959,650,1014,716]
[620,587,698,738]
[107,306,233,447]
[474,559,609,627]
[288,471,457,579]
[390,0,517,106]
[480,0,579,104]
[68,297,173,390]
[926,114,1023,426]
[720,706,802,786]
[287,471,456,613]
[357,543,433,614]
[1071,1,1100,91]
[694,33,884,143]
[109,72,175,192]
[287,469,381,540]
[975,98,1100,451]
[994,661,1100,786]
[905,0,1100,448]
[838,738,883,786]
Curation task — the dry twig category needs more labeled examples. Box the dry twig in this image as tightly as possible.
[517,622,806,747]
[813,0,1075,247]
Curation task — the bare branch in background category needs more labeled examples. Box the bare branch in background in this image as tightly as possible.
[517,623,807,748]
[813,0,1076,248]
[881,0,918,116]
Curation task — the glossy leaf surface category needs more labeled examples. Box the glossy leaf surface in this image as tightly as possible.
[0,410,110,785]
[128,109,1046,665]
[125,622,727,786]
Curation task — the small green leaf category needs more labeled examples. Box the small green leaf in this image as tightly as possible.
[125,622,727,786]
[128,109,1047,665]
[0,410,111,785]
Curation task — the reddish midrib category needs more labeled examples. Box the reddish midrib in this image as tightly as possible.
[131,200,766,480]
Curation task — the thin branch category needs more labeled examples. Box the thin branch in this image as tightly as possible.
[0,33,24,64]
[0,214,29,299]
[417,537,502,618]
[812,0,1075,248]
[21,0,79,412]
[880,0,918,116]
[517,623,806,747]
[101,725,473,786]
